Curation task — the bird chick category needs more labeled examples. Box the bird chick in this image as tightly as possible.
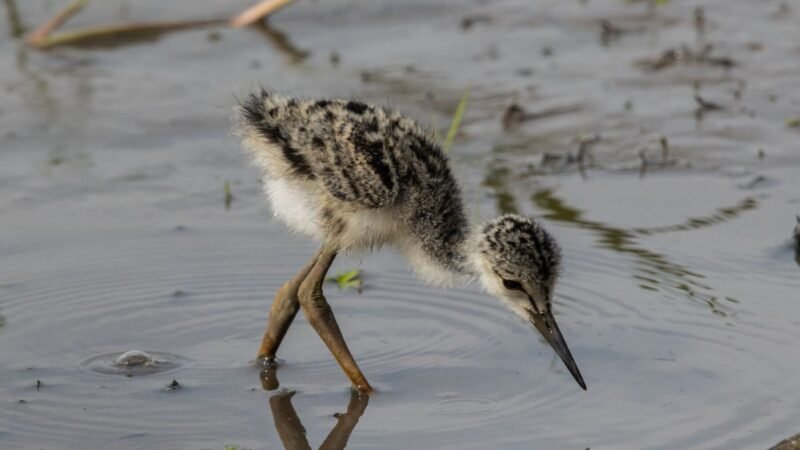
[236,90,585,391]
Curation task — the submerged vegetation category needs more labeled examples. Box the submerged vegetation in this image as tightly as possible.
[223,181,234,210]
[22,0,297,49]
[442,87,470,154]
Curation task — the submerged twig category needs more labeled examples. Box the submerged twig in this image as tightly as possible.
[224,181,234,210]
[693,7,706,38]
[25,0,89,47]
[660,136,669,161]
[576,134,600,180]
[250,21,309,63]
[635,44,737,72]
[3,0,26,38]
[24,0,298,50]
[694,94,724,111]
[29,18,225,49]
[501,102,582,130]
[230,0,296,28]
[638,149,648,179]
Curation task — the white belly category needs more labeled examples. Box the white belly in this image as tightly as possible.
[264,178,402,250]
[265,178,325,240]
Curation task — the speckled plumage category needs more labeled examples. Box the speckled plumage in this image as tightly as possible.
[236,90,586,391]
[235,90,564,289]
[479,215,561,288]
[237,90,468,281]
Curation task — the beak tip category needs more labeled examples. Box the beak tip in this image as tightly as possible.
[575,370,587,391]
[572,370,587,391]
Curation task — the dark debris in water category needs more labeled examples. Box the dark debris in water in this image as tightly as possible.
[164,379,182,392]
[635,44,737,72]
[694,7,706,37]
[501,102,582,130]
[599,19,644,46]
[794,215,800,244]
[694,94,725,111]
[250,21,310,65]
[737,175,775,190]
[224,181,234,210]
[329,51,341,67]
[460,14,491,31]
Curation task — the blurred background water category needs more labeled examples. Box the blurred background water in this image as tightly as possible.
[1,1,799,449]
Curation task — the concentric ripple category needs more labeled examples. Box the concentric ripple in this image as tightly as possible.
[426,396,498,417]
[81,351,187,376]
[2,169,800,449]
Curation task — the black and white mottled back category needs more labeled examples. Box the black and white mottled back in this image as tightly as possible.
[237,89,451,208]
[236,90,468,278]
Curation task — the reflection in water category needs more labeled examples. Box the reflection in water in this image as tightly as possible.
[268,389,369,450]
[3,0,25,38]
[482,163,519,214]
[15,46,58,124]
[51,19,225,50]
[251,21,311,65]
[532,188,757,316]
[632,197,757,235]
[260,366,368,450]
[794,217,800,266]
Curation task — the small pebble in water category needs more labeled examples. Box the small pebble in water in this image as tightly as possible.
[114,350,154,367]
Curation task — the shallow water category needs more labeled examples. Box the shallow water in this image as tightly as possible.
[1,0,799,449]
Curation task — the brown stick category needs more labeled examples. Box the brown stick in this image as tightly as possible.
[25,0,89,47]
[230,0,296,28]
[29,18,226,49]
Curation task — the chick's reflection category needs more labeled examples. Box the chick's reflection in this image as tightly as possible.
[267,388,369,450]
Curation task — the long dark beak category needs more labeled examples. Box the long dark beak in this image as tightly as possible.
[530,310,586,391]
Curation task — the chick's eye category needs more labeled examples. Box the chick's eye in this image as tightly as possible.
[502,279,522,290]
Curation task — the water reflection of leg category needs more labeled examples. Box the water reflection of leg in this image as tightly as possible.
[269,390,312,450]
[267,389,370,450]
[319,389,369,450]
[795,247,800,267]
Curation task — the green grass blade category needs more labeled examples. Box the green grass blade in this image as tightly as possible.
[339,269,360,283]
[443,87,470,154]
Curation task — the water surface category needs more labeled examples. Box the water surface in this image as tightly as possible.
[1,0,799,449]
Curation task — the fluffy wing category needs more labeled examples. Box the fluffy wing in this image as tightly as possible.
[238,90,439,209]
